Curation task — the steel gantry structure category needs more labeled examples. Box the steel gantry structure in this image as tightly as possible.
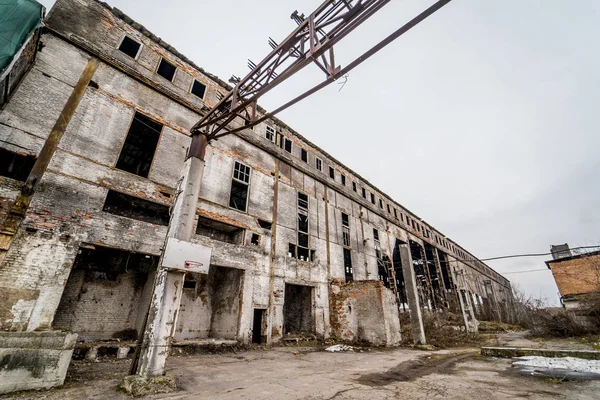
[190,0,452,145]
[133,0,453,379]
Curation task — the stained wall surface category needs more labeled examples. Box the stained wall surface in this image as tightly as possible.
[0,0,513,344]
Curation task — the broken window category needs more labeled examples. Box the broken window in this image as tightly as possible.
[373,228,380,243]
[257,219,272,230]
[370,193,375,204]
[196,215,245,244]
[229,161,251,211]
[343,248,353,282]
[191,79,207,99]
[251,233,261,245]
[276,133,292,153]
[103,190,170,226]
[315,157,322,171]
[116,113,162,178]
[118,36,141,58]
[0,148,36,181]
[329,166,335,179]
[297,192,310,261]
[341,212,350,247]
[341,174,346,186]
[352,182,357,192]
[265,125,275,142]
[301,148,308,163]
[157,58,176,81]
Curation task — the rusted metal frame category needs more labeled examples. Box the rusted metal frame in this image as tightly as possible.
[419,245,437,309]
[432,247,448,304]
[206,0,452,141]
[200,0,374,130]
[194,0,385,133]
[218,0,387,122]
[315,0,348,27]
[211,0,452,140]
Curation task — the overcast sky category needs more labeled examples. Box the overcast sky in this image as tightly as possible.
[39,0,600,306]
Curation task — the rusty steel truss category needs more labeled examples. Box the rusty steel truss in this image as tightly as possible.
[190,0,452,142]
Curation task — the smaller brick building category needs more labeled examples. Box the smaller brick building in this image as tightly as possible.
[546,245,600,308]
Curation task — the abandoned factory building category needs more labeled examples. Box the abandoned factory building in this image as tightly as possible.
[0,0,513,352]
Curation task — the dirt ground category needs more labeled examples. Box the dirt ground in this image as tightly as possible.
[3,335,600,399]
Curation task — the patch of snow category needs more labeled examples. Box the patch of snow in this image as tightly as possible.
[325,344,354,352]
[513,356,600,374]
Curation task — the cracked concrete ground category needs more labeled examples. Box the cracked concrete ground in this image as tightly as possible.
[2,345,600,399]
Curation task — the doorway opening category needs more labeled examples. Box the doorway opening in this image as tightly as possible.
[252,309,267,344]
[283,284,313,334]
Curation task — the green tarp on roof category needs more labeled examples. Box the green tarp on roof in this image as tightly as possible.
[0,0,44,76]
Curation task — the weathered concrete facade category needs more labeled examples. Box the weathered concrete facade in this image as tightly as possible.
[0,0,512,365]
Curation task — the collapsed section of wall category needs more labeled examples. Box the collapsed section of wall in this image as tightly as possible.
[329,279,401,346]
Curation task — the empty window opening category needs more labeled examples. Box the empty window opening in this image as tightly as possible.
[343,248,353,282]
[373,228,380,245]
[265,125,275,142]
[341,212,350,248]
[190,79,207,99]
[301,148,308,162]
[116,113,162,178]
[157,58,176,81]
[341,174,346,186]
[252,309,267,344]
[183,274,197,289]
[196,215,245,245]
[118,36,141,58]
[352,182,357,192]
[315,157,322,171]
[379,199,383,208]
[329,166,335,179]
[392,239,408,311]
[393,208,398,219]
[362,188,366,198]
[229,161,251,211]
[257,219,272,230]
[424,243,443,305]
[277,134,292,152]
[251,233,261,245]
[0,148,36,181]
[370,193,375,204]
[387,204,391,213]
[53,245,158,342]
[283,284,314,334]
[103,190,170,226]
[296,192,312,261]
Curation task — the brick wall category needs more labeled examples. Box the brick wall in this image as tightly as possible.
[548,254,600,297]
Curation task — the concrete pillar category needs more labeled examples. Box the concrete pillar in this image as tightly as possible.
[398,243,426,344]
[132,135,207,377]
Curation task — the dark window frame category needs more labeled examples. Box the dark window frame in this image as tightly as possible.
[156,57,177,82]
[190,79,207,99]
[115,112,163,178]
[117,36,142,59]
[229,161,251,212]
